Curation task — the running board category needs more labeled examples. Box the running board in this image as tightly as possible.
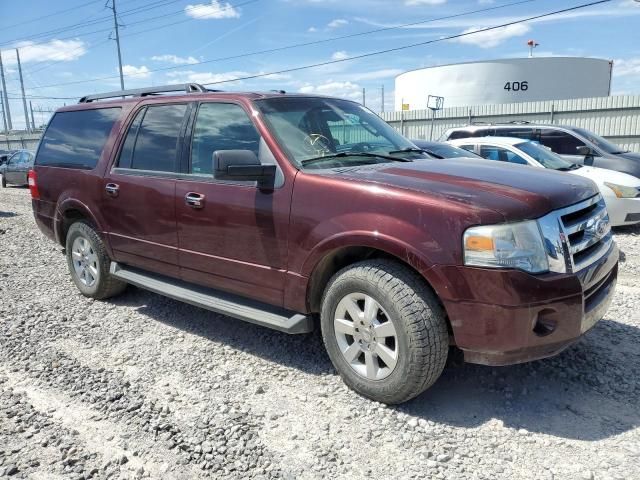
[109,262,313,334]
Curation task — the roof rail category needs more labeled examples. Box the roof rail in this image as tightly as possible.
[468,120,532,126]
[78,83,214,103]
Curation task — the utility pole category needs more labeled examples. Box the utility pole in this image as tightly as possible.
[29,101,35,130]
[16,49,30,133]
[380,85,385,113]
[0,51,12,131]
[362,88,366,107]
[0,89,6,133]
[110,0,125,91]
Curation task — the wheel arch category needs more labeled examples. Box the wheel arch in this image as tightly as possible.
[303,235,450,330]
[54,198,104,249]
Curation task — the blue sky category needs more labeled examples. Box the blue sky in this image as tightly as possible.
[0,0,639,128]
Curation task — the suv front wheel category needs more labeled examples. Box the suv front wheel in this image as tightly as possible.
[65,221,126,299]
[320,259,449,404]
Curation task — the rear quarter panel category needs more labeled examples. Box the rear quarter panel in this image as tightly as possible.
[32,102,137,252]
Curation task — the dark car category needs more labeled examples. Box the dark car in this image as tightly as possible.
[411,139,482,159]
[0,150,15,166]
[0,149,35,187]
[30,84,618,404]
[441,124,640,178]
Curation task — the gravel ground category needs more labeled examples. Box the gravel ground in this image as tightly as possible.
[1,186,639,480]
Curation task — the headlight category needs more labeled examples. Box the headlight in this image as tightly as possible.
[463,220,548,273]
[604,182,639,199]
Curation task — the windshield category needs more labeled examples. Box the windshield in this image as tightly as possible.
[428,143,481,159]
[572,128,628,154]
[255,97,422,169]
[516,141,576,170]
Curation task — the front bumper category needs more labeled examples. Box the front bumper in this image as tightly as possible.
[606,197,640,226]
[434,241,619,366]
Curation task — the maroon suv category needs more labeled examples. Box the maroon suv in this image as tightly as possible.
[30,84,618,404]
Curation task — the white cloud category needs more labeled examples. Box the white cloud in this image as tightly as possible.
[613,58,640,77]
[6,39,87,65]
[405,0,446,5]
[331,50,349,60]
[454,23,530,48]
[298,81,363,101]
[166,69,247,85]
[327,18,348,28]
[184,0,240,19]
[122,65,151,78]
[307,26,318,32]
[349,68,404,81]
[477,0,494,4]
[151,54,199,65]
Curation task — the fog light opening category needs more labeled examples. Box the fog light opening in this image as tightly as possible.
[533,310,557,337]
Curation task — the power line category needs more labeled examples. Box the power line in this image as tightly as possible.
[0,0,245,48]
[19,0,541,90]
[0,0,182,46]
[0,0,103,31]
[194,0,611,87]
[7,0,612,98]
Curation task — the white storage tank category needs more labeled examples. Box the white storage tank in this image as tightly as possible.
[394,57,612,110]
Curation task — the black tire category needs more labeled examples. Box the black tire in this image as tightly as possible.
[320,259,449,404]
[65,221,126,300]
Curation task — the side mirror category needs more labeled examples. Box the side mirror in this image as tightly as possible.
[576,145,595,156]
[213,150,276,189]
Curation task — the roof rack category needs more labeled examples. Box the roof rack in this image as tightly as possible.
[468,120,532,126]
[78,83,217,103]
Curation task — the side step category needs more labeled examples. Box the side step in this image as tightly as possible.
[109,262,313,334]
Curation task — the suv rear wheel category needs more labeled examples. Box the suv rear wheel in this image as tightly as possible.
[320,259,449,404]
[65,221,126,299]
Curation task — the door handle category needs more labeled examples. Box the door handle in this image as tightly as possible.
[105,183,120,197]
[185,192,205,209]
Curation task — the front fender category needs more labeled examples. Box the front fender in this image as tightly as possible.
[300,230,437,280]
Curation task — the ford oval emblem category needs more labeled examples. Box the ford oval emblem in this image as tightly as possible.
[595,218,609,237]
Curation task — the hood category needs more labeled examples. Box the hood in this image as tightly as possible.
[325,158,598,222]
[570,165,640,187]
[617,151,640,162]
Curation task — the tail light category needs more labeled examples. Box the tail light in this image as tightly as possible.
[28,169,40,199]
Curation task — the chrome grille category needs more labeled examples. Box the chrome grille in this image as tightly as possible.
[538,195,613,274]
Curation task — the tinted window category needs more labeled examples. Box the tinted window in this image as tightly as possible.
[35,108,121,169]
[117,109,145,169]
[572,128,624,154]
[459,145,475,153]
[539,129,585,155]
[428,143,480,158]
[448,131,472,140]
[127,104,187,172]
[480,146,528,165]
[190,103,260,175]
[495,127,537,140]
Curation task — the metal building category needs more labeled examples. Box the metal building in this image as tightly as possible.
[394,57,613,110]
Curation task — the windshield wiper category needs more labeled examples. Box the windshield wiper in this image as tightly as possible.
[388,147,431,155]
[556,163,581,171]
[300,151,413,166]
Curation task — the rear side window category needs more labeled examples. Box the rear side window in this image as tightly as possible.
[447,131,472,140]
[35,108,121,169]
[539,129,585,155]
[495,128,537,141]
[118,104,187,172]
[480,145,528,165]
